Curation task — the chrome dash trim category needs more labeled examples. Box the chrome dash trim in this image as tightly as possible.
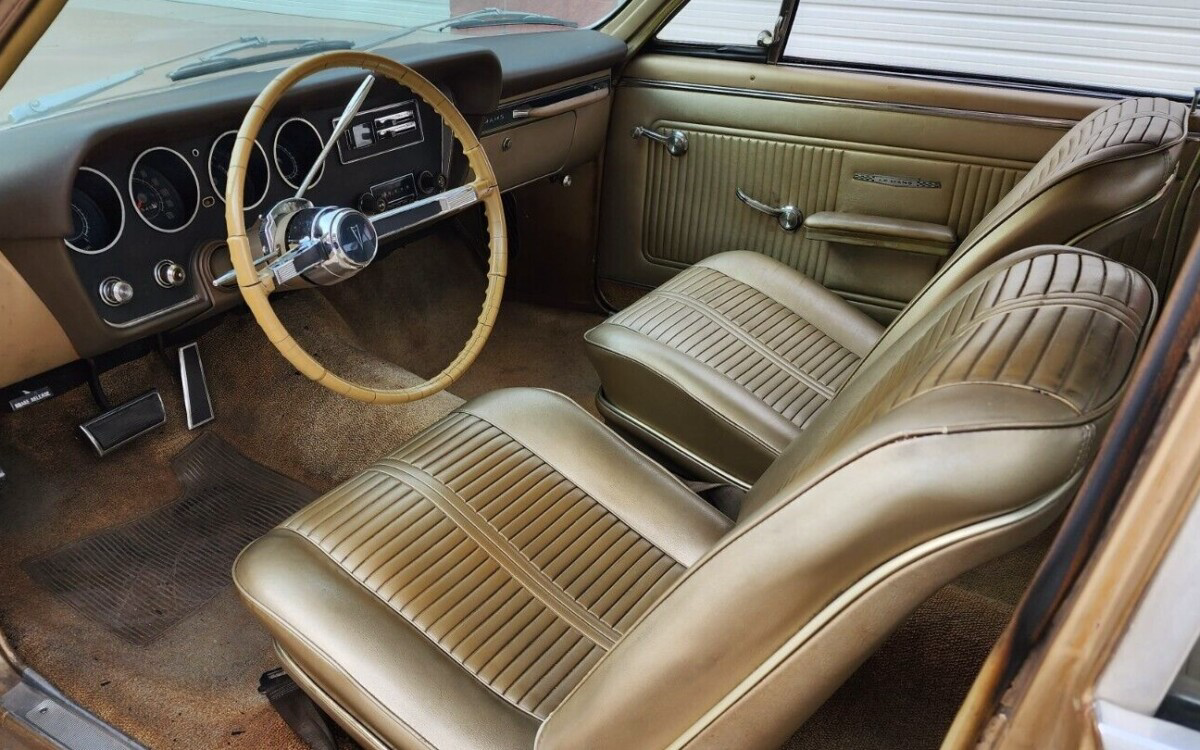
[102,294,203,329]
[619,77,1081,130]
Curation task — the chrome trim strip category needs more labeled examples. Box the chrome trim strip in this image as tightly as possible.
[67,167,126,255]
[179,342,215,430]
[102,294,203,329]
[127,146,201,234]
[369,183,478,239]
[1066,176,1175,246]
[209,130,270,210]
[620,77,1081,130]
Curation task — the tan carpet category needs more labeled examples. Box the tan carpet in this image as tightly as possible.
[0,290,461,749]
[320,235,605,413]
[0,230,607,749]
[1,224,1044,749]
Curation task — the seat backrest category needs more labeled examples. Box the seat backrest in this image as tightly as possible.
[537,247,1156,750]
[878,97,1184,353]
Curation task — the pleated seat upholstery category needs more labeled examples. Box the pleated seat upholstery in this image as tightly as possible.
[234,388,730,749]
[586,96,1187,486]
[236,246,1156,750]
[587,250,882,484]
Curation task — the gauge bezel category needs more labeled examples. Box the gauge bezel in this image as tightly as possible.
[66,166,125,255]
[273,117,325,190]
[128,146,201,234]
[209,130,270,209]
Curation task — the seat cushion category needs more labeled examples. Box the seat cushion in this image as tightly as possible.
[585,250,883,486]
[233,388,730,750]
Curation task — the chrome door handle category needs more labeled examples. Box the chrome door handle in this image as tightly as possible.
[735,188,802,231]
[631,126,688,156]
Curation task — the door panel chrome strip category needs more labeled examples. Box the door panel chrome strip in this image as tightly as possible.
[619,77,1080,130]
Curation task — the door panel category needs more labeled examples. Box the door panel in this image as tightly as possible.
[597,54,1116,318]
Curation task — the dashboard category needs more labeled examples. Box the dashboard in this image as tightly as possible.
[0,31,625,392]
[65,78,447,328]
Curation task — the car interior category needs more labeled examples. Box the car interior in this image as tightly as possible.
[1,1,1199,749]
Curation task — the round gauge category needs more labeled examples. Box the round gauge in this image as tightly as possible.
[129,147,199,233]
[273,117,325,190]
[66,167,124,254]
[209,130,270,208]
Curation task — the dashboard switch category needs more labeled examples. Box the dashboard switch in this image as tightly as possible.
[154,260,187,288]
[99,277,134,307]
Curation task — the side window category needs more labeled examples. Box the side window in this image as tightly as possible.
[782,1,1200,96]
[656,0,781,48]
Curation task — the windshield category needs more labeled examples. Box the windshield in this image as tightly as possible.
[0,0,625,125]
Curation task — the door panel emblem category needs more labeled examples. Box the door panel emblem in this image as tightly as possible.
[853,172,941,189]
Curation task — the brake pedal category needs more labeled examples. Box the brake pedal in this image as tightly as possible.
[78,390,166,457]
[177,342,214,429]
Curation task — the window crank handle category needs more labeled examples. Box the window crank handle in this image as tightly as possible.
[632,126,688,156]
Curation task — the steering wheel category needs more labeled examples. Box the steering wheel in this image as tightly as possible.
[224,51,505,403]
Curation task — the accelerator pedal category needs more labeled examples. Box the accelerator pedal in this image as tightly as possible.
[78,390,166,457]
[177,342,214,429]
[258,668,336,750]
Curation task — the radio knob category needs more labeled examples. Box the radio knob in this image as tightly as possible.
[154,260,187,288]
[357,192,387,215]
[99,277,134,307]
[417,170,442,195]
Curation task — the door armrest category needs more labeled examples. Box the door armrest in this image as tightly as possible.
[804,212,957,257]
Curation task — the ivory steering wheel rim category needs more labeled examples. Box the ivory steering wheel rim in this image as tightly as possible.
[225,50,506,404]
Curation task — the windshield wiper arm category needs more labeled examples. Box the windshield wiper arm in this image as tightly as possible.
[355,8,501,50]
[9,67,145,123]
[443,11,577,30]
[168,38,354,81]
[6,36,329,123]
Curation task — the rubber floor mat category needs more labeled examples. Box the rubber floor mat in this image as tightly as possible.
[23,432,319,646]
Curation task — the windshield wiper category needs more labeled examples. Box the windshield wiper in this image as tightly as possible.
[443,11,577,30]
[168,38,354,81]
[9,67,145,123]
[7,36,349,123]
[356,7,575,50]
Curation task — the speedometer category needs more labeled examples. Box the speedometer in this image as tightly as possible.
[129,147,199,233]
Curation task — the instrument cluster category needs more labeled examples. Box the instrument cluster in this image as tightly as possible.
[63,85,445,329]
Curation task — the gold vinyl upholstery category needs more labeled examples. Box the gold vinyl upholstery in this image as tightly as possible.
[237,246,1154,750]
[586,96,1186,485]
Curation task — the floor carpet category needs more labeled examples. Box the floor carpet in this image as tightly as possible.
[0,228,1047,748]
[23,434,319,646]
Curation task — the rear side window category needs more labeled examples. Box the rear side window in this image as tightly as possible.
[782,0,1200,95]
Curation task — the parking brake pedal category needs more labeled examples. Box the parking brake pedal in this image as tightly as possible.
[79,391,166,457]
[178,342,214,430]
